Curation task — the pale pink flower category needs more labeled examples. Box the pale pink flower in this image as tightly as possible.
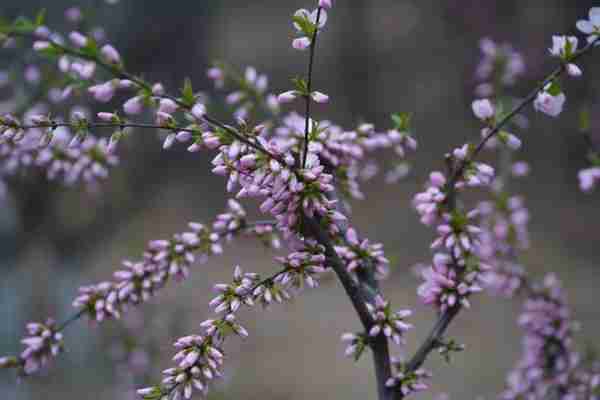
[471,98,495,121]
[533,89,565,117]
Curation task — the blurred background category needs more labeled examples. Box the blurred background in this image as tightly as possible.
[1,0,600,399]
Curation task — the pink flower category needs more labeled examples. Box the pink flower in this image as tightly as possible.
[576,7,600,44]
[319,0,332,9]
[578,167,600,192]
[533,89,565,117]
[277,90,300,103]
[471,98,495,120]
[292,37,311,50]
[548,35,578,58]
[566,63,582,77]
[88,81,116,103]
[191,103,206,120]
[68,31,88,48]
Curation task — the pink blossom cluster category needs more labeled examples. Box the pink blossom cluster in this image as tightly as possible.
[291,8,327,50]
[417,253,486,311]
[412,171,447,226]
[532,12,600,119]
[273,113,417,197]
[140,238,329,399]
[269,240,327,292]
[0,319,63,375]
[334,227,390,280]
[72,200,264,322]
[211,131,343,237]
[386,357,431,396]
[502,274,600,399]
[340,332,368,360]
[0,114,118,191]
[137,334,225,400]
[208,65,280,120]
[476,196,530,297]
[475,37,525,97]
[366,295,412,346]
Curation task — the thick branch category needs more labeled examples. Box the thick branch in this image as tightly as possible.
[303,217,396,400]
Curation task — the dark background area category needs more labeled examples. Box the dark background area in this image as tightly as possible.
[0,0,599,399]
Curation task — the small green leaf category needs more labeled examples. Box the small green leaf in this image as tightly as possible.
[546,80,562,96]
[291,76,308,94]
[292,15,315,37]
[38,43,64,57]
[35,8,46,27]
[80,37,99,58]
[391,112,412,131]
[579,107,590,132]
[181,77,195,106]
[588,152,600,167]
[12,16,36,34]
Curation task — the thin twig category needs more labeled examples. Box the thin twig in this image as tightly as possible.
[8,31,286,165]
[301,7,323,169]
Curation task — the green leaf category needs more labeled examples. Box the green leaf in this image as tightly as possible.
[579,107,590,132]
[12,16,36,34]
[80,37,99,58]
[35,8,46,27]
[391,112,412,131]
[0,17,12,34]
[546,80,562,96]
[37,43,64,57]
[292,15,315,37]
[181,77,195,106]
[291,76,308,94]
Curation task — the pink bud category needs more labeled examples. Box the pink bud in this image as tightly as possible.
[100,44,121,64]
[88,81,115,103]
[471,98,495,120]
[277,91,298,103]
[311,91,329,103]
[319,0,333,9]
[292,37,311,50]
[152,83,165,95]
[505,134,522,150]
[191,103,206,120]
[33,41,51,51]
[159,98,178,114]
[97,112,117,121]
[68,31,88,48]
[429,171,446,187]
[123,96,144,115]
[566,63,582,77]
[163,133,176,149]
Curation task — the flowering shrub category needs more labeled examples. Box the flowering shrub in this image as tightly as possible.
[0,1,599,400]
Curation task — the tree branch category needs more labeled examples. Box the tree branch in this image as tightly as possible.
[301,7,323,168]
[303,217,397,400]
